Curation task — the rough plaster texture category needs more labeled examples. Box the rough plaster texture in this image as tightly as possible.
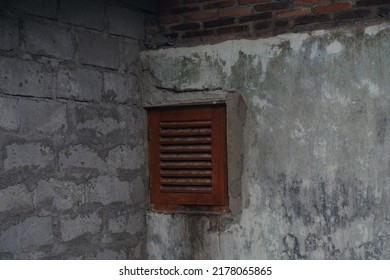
[142,22,390,259]
[0,0,148,259]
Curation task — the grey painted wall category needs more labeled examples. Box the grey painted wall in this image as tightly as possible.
[141,22,390,259]
[0,0,149,259]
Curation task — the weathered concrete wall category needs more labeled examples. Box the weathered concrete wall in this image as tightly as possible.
[141,22,390,259]
[0,0,151,259]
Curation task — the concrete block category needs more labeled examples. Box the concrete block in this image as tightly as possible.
[23,20,73,60]
[20,99,67,134]
[69,102,138,139]
[59,0,104,31]
[108,212,144,235]
[121,39,139,74]
[106,144,145,172]
[0,184,33,212]
[128,75,140,105]
[127,212,144,235]
[0,97,19,131]
[77,116,126,136]
[9,0,57,19]
[36,178,85,210]
[60,213,102,242]
[0,56,53,98]
[71,102,121,123]
[57,66,102,101]
[146,213,191,259]
[103,72,138,104]
[108,6,144,40]
[88,175,131,205]
[59,144,106,173]
[4,143,54,171]
[96,249,126,260]
[0,17,19,51]
[0,217,53,253]
[132,243,143,259]
[117,105,145,136]
[129,175,147,205]
[15,251,47,260]
[77,30,119,69]
[108,216,127,233]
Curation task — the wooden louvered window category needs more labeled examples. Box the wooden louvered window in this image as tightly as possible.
[147,104,228,211]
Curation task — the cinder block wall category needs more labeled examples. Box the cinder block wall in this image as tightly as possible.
[158,0,390,45]
[0,0,154,259]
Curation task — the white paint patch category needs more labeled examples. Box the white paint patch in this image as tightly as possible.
[310,41,320,60]
[361,78,380,98]
[279,33,310,53]
[312,29,328,37]
[231,40,282,82]
[313,139,327,160]
[291,119,307,144]
[365,23,390,36]
[332,216,374,248]
[252,95,272,110]
[321,82,351,106]
[141,30,314,88]
[326,40,343,55]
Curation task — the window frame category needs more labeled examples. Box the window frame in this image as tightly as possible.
[147,103,228,212]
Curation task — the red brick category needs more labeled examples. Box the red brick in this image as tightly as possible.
[182,0,209,4]
[239,12,273,23]
[356,0,390,7]
[204,17,235,28]
[378,6,390,17]
[182,30,215,38]
[256,31,273,37]
[219,6,252,17]
[294,13,330,25]
[293,0,328,7]
[255,2,289,12]
[159,16,181,25]
[171,6,200,15]
[254,20,272,30]
[334,9,371,21]
[185,11,218,21]
[239,0,271,4]
[171,22,200,31]
[315,3,352,14]
[277,8,312,19]
[204,0,235,10]
[275,19,289,28]
[217,25,249,35]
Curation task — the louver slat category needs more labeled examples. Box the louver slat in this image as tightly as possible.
[148,104,227,209]
[159,119,213,191]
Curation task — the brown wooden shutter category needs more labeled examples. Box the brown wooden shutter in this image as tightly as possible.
[148,104,227,210]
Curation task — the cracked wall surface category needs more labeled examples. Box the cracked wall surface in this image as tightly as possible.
[0,0,152,259]
[142,22,390,259]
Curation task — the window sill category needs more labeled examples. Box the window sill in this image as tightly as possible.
[151,204,230,215]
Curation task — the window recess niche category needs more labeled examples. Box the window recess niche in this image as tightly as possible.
[147,104,228,212]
